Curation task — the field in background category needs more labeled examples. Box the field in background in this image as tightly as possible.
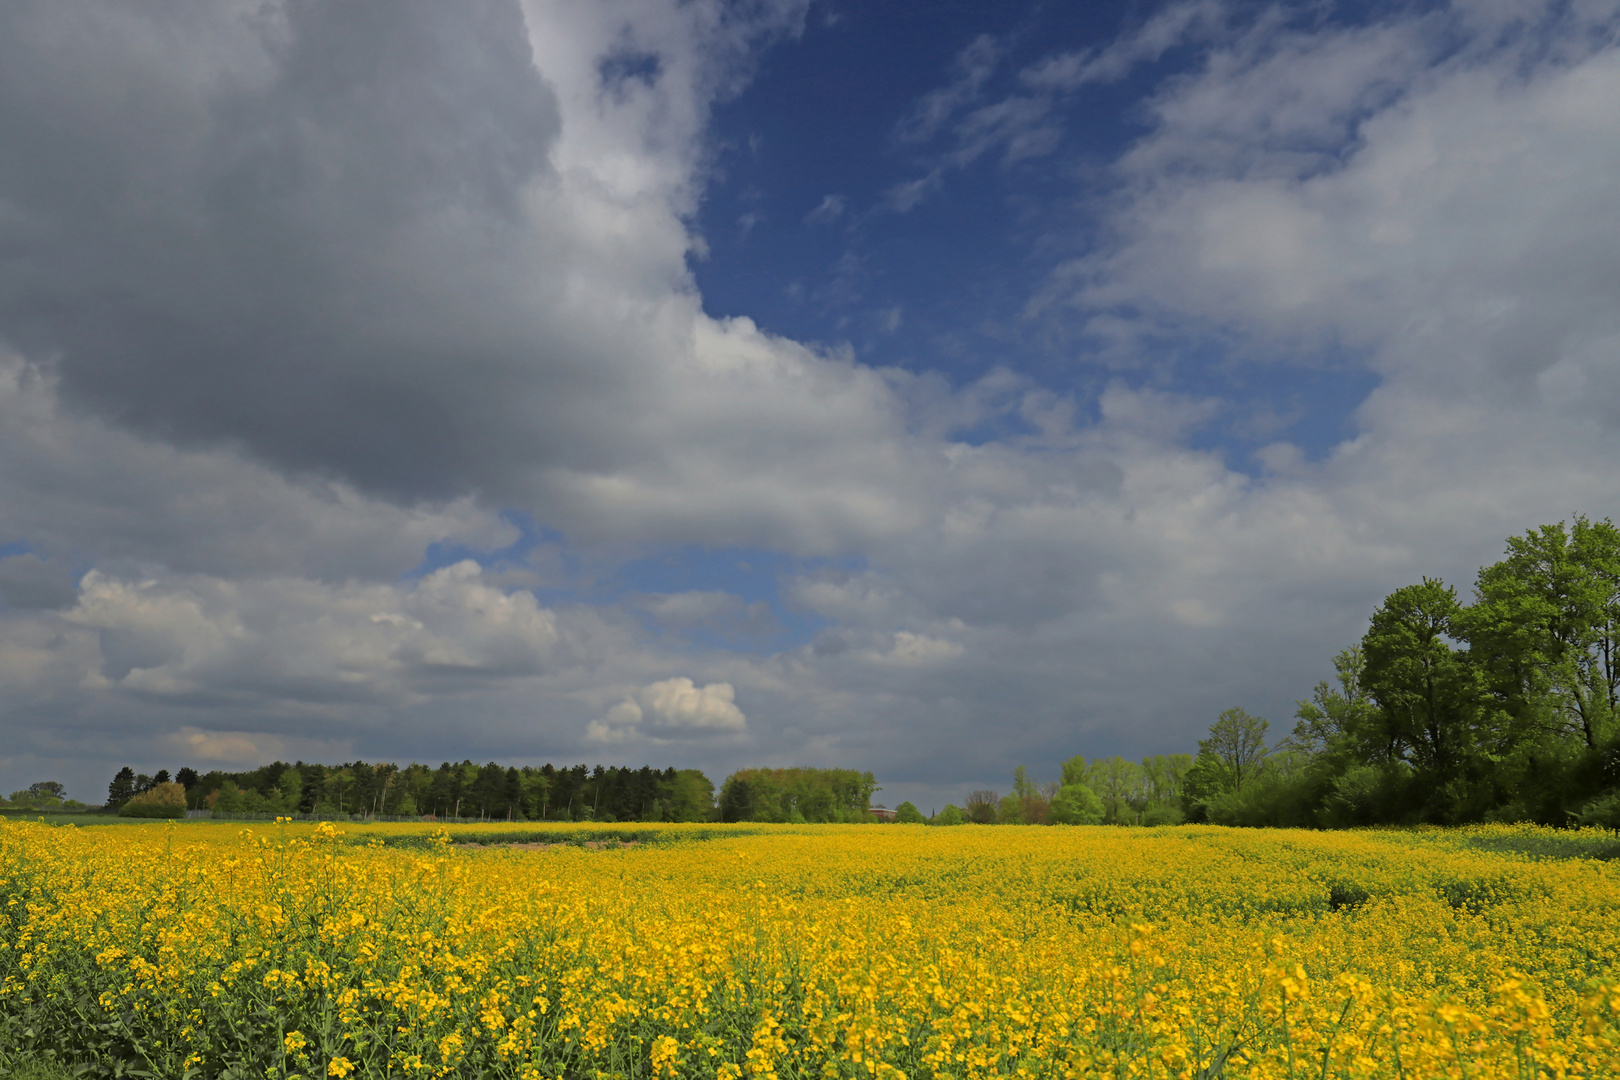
[0,810,132,827]
[2,820,1618,1078]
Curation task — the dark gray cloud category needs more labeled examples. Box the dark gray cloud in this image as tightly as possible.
[0,554,77,610]
[0,0,592,498]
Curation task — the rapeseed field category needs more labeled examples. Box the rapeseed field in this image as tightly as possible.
[1,820,1617,1079]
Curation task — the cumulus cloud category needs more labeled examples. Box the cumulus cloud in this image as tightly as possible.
[57,560,568,703]
[587,677,747,743]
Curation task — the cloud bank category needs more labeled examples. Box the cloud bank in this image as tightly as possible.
[3,0,1620,810]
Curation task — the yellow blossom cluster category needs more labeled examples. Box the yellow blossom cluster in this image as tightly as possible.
[1,819,1617,1078]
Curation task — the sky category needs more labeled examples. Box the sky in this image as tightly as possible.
[4,0,1620,812]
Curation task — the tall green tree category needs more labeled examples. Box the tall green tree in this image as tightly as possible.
[1048,782,1104,824]
[997,765,1049,824]
[718,767,875,823]
[1361,578,1475,777]
[1141,754,1193,808]
[1084,756,1146,823]
[1461,517,1620,750]
[1199,708,1271,791]
[963,790,998,824]
[1288,647,1381,761]
[655,768,704,822]
[106,767,136,808]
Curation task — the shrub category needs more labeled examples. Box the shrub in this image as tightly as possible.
[118,782,187,819]
[1319,762,1415,829]
[1142,805,1185,826]
[1573,789,1620,829]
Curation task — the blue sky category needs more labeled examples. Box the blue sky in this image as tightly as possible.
[694,1,1382,464]
[3,0,1620,810]
[695,1,1150,382]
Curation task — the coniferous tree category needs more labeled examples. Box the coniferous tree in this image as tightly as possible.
[107,766,136,808]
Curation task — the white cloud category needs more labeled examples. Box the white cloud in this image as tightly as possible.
[1022,1,1228,90]
[587,677,747,743]
[42,560,570,711]
[895,34,1005,144]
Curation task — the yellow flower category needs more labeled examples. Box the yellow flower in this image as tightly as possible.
[2,817,1618,1079]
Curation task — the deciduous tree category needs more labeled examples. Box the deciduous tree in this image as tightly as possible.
[1362,578,1475,777]
[1199,708,1270,792]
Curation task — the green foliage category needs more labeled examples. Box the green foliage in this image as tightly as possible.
[3,783,67,812]
[1007,755,1192,826]
[1461,516,1620,752]
[1179,753,1231,823]
[1199,708,1271,792]
[1287,647,1381,765]
[984,766,1056,824]
[1572,789,1620,829]
[1201,753,1318,828]
[931,804,965,825]
[1181,514,1620,829]
[894,801,925,823]
[716,768,877,823]
[1362,578,1476,782]
[0,1056,76,1080]
[106,766,135,808]
[664,769,716,823]
[1081,757,1144,823]
[962,790,999,824]
[159,760,715,823]
[117,782,187,819]
[1049,783,1104,825]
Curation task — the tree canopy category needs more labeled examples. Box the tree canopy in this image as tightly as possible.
[1177,515,1620,827]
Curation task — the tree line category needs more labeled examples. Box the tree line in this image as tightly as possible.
[100,762,887,824]
[919,756,1193,826]
[104,761,718,822]
[1177,515,1620,827]
[1159,514,1620,829]
[0,781,88,812]
[938,515,1620,829]
[715,768,879,822]
[946,514,1620,829]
